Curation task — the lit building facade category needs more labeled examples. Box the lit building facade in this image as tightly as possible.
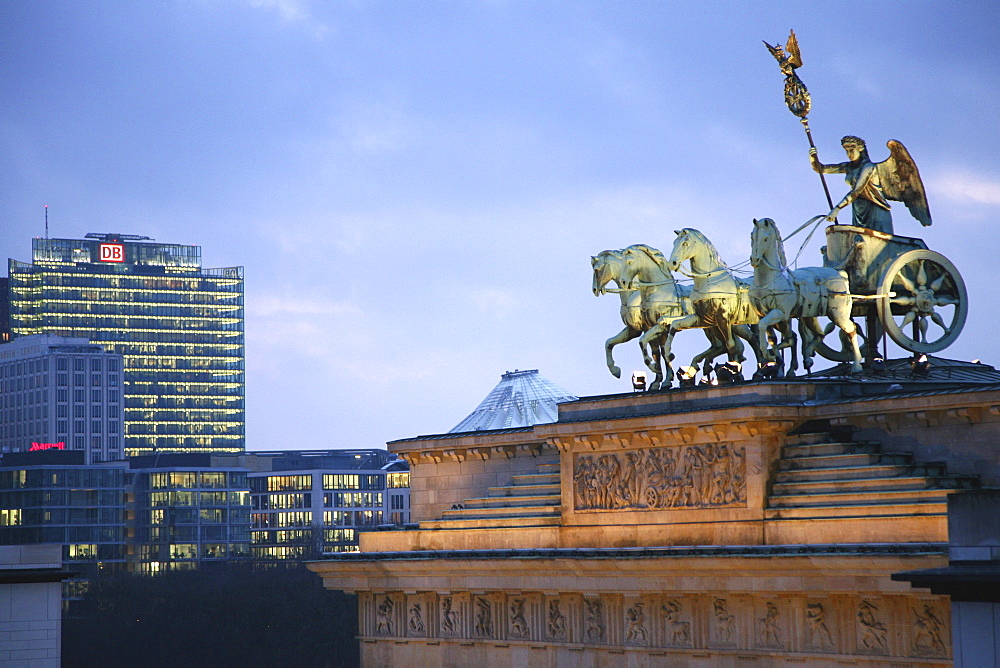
[0,450,127,581]
[0,334,125,464]
[6,234,244,456]
[247,450,409,561]
[129,454,251,575]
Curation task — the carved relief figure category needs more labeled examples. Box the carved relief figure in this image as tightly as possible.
[585,598,605,642]
[548,600,567,640]
[509,598,529,639]
[805,603,833,647]
[474,597,493,637]
[375,596,394,636]
[757,601,783,647]
[441,596,459,635]
[619,451,642,507]
[661,599,692,647]
[857,600,888,652]
[625,603,650,645]
[713,598,736,644]
[407,602,425,636]
[595,455,620,509]
[574,444,746,511]
[575,456,597,509]
[912,604,946,656]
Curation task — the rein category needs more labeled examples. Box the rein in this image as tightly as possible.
[673,265,729,280]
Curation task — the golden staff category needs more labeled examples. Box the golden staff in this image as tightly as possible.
[764,30,836,212]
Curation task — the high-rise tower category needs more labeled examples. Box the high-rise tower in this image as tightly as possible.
[6,233,244,456]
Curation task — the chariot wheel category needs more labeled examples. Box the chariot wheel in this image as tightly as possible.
[813,313,883,363]
[877,249,967,354]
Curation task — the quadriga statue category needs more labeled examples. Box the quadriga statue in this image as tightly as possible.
[749,217,862,374]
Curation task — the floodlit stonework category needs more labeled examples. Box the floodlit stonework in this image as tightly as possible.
[309,367,1000,666]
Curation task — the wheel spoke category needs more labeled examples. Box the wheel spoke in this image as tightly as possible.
[916,260,928,288]
[896,270,917,294]
[929,310,949,333]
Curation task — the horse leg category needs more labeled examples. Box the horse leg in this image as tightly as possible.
[664,314,702,366]
[656,333,676,389]
[779,322,799,376]
[646,343,664,391]
[798,317,826,373]
[828,308,863,374]
[767,322,796,377]
[692,329,726,370]
[755,309,786,366]
[606,327,639,379]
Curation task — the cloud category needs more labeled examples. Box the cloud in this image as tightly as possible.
[332,99,412,156]
[247,0,330,39]
[248,293,362,318]
[932,172,1000,206]
[249,0,308,22]
[468,288,522,318]
[255,218,372,256]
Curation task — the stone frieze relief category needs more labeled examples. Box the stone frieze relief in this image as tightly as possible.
[574,443,746,511]
[361,592,949,660]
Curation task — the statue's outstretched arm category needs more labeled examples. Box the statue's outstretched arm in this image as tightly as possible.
[809,147,848,175]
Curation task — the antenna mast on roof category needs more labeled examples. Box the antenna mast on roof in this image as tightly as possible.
[44,205,48,239]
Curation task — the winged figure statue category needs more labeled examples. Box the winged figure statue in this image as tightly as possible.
[810,136,931,233]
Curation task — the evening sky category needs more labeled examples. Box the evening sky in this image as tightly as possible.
[2,2,998,449]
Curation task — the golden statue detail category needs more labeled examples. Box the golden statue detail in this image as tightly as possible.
[811,137,932,234]
[764,30,809,118]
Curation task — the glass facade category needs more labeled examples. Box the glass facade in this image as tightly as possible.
[7,235,244,455]
[0,460,127,578]
[247,450,410,560]
[131,465,251,575]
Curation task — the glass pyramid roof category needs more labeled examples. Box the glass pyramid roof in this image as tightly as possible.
[448,369,578,433]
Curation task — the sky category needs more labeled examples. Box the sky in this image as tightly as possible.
[2,2,998,450]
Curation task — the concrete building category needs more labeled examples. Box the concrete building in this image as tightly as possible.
[0,544,69,667]
[309,358,1000,666]
[894,490,1000,667]
[6,233,244,456]
[0,334,125,464]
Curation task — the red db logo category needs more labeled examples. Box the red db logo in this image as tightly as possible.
[99,243,125,262]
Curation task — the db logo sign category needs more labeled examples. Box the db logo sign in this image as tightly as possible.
[99,243,125,262]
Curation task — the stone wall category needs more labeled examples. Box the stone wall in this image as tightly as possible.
[0,545,63,668]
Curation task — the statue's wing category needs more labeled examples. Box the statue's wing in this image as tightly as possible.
[763,40,784,64]
[784,29,803,69]
[876,139,932,227]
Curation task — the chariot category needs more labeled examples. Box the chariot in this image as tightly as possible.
[815,224,967,361]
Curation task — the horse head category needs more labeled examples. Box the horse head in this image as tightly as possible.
[592,250,625,296]
[750,218,787,271]
[668,228,716,272]
[623,244,673,286]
